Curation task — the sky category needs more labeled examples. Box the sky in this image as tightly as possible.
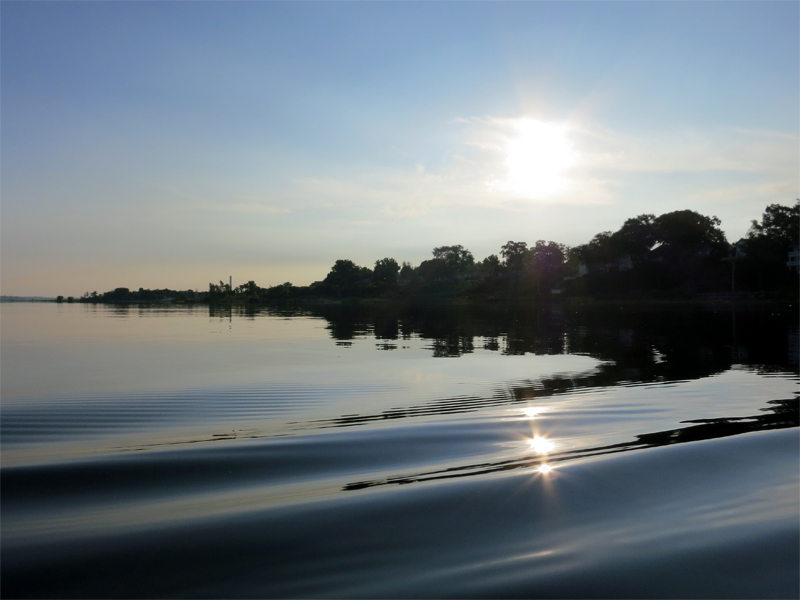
[2,1,798,296]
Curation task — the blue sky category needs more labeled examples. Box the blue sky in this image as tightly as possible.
[2,2,797,295]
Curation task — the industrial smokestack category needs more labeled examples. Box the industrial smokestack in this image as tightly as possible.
[229,276,232,289]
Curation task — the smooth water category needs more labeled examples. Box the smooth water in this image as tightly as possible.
[2,301,798,598]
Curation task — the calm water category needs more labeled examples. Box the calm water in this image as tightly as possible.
[2,301,798,598]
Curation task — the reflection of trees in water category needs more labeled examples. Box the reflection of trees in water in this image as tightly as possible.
[789,325,799,367]
[305,370,604,430]
[275,302,797,435]
[428,336,475,358]
[205,302,796,435]
[343,397,799,491]
[305,302,797,377]
[207,304,315,320]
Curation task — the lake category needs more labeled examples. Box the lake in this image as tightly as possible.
[1,300,798,598]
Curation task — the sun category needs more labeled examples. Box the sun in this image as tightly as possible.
[504,119,575,199]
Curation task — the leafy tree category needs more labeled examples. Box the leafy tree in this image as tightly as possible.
[479,254,501,279]
[399,261,415,280]
[740,202,800,292]
[574,232,615,267]
[373,258,400,285]
[531,241,565,270]
[323,259,372,296]
[524,241,566,293]
[612,214,657,259]
[417,258,446,282]
[645,210,728,292]
[653,210,727,256]
[500,241,528,272]
[236,280,261,296]
[408,246,476,295]
[109,288,131,301]
[747,202,799,248]
[432,245,474,275]
[265,282,298,299]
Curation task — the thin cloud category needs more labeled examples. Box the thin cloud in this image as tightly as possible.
[164,186,294,215]
[249,118,797,221]
[573,124,798,175]
[208,203,292,215]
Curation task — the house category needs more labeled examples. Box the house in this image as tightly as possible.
[788,245,799,273]
[729,239,747,259]
[575,254,632,277]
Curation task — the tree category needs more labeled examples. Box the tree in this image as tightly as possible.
[323,259,372,296]
[399,261,415,280]
[747,202,799,249]
[432,245,474,275]
[740,202,800,292]
[531,241,565,271]
[109,287,131,301]
[479,254,501,279]
[500,241,528,272]
[644,210,729,292]
[612,214,657,259]
[422,245,475,283]
[577,232,616,267]
[265,282,297,299]
[373,258,400,285]
[235,281,261,298]
[528,241,566,293]
[653,210,727,256]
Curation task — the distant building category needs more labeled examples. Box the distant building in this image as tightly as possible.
[576,254,631,276]
[788,245,799,273]
[729,239,747,259]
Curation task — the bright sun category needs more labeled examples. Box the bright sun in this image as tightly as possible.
[505,119,575,199]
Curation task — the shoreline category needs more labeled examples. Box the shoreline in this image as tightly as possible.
[8,294,795,310]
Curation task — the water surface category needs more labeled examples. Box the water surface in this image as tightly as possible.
[2,301,797,598]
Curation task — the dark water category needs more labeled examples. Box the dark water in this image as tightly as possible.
[2,301,798,598]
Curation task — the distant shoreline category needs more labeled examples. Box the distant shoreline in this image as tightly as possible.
[34,203,800,308]
[5,294,794,309]
[0,296,56,302]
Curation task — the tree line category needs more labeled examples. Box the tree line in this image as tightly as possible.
[70,202,798,304]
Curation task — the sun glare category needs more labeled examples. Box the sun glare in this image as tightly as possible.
[505,119,575,199]
[522,406,551,419]
[529,436,555,454]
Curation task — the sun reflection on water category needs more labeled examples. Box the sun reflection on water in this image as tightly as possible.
[529,436,555,454]
[522,407,544,418]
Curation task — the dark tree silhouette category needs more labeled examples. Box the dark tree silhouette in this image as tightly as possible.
[323,259,372,297]
[373,258,400,286]
[500,241,528,272]
[739,202,800,292]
